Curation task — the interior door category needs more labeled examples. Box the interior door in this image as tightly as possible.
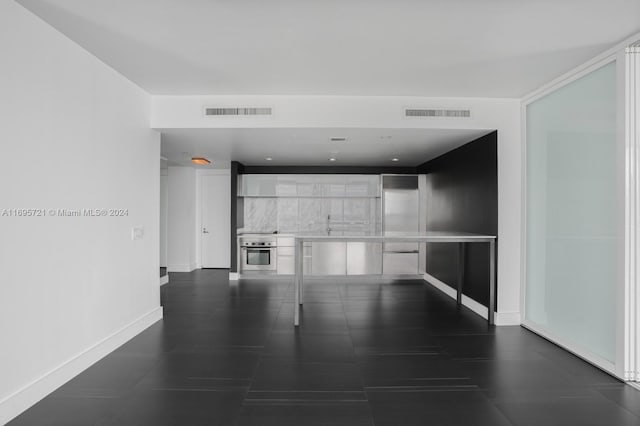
[201,174,230,268]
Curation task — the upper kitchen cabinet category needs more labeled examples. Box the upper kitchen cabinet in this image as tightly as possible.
[238,174,381,198]
[239,174,278,196]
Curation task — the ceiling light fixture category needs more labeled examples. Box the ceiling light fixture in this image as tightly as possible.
[329,137,347,142]
[391,158,399,162]
[329,158,337,162]
[265,157,273,161]
[191,157,211,165]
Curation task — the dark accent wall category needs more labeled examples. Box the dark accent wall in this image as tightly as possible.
[230,161,245,273]
[417,131,498,307]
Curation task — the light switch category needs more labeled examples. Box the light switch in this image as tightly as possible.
[132,226,144,240]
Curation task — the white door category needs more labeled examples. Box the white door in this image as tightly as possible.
[201,174,230,268]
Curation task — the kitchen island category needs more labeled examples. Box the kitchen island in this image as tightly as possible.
[293,231,497,325]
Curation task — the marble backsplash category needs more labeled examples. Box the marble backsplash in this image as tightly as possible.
[244,198,278,232]
[243,197,380,234]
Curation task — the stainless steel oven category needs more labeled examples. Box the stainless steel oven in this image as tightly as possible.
[240,235,277,271]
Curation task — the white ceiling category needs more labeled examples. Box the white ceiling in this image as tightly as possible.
[16,0,640,98]
[161,128,492,167]
[17,1,639,167]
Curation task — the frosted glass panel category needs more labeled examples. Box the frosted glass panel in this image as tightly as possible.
[525,62,620,363]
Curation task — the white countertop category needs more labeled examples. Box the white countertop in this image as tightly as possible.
[292,231,496,242]
[238,231,496,242]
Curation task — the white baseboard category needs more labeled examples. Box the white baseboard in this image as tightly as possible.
[424,273,489,319]
[159,274,169,285]
[521,320,616,377]
[229,272,239,281]
[167,264,196,273]
[495,311,521,326]
[423,273,521,326]
[0,307,163,425]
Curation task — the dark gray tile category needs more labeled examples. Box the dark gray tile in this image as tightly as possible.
[250,358,363,392]
[461,358,583,391]
[596,385,640,417]
[236,401,373,426]
[9,395,119,426]
[358,354,469,387]
[495,396,640,426]
[368,390,511,426]
[59,353,159,394]
[142,349,261,382]
[263,330,356,362]
[10,271,640,426]
[103,389,245,426]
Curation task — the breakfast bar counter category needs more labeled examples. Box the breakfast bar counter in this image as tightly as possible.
[293,231,497,326]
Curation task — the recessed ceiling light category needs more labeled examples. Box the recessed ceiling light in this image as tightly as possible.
[329,158,337,162]
[191,157,211,165]
[391,158,400,162]
[265,157,273,161]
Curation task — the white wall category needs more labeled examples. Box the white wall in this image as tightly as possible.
[160,170,168,268]
[151,94,522,324]
[0,2,162,423]
[167,166,197,272]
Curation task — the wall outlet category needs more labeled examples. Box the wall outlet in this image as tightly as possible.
[131,226,144,240]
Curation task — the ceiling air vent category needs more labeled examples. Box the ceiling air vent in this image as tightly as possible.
[405,108,471,118]
[205,107,272,116]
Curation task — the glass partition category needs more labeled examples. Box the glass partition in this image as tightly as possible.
[525,61,621,366]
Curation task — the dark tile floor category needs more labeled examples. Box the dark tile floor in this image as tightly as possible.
[9,269,640,425]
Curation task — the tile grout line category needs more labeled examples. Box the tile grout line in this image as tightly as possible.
[336,278,377,426]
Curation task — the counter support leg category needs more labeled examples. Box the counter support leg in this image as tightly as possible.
[300,243,305,303]
[294,239,303,326]
[488,240,495,326]
[457,242,465,306]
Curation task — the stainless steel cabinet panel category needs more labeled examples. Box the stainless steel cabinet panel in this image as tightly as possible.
[347,242,382,275]
[277,246,295,256]
[275,238,296,274]
[277,254,295,274]
[383,252,419,275]
[383,188,419,252]
[311,242,347,275]
[303,244,312,273]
